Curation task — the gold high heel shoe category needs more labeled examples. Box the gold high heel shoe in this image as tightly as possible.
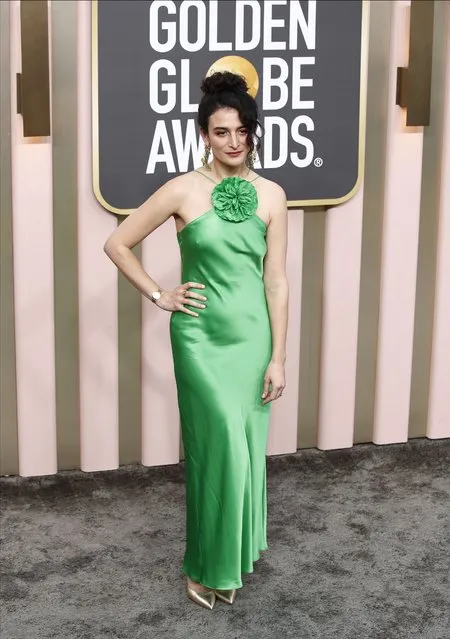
[215,588,237,605]
[186,582,216,610]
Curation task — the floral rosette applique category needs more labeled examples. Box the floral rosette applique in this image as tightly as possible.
[211,176,258,223]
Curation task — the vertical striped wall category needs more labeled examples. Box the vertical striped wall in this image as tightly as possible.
[1,0,449,477]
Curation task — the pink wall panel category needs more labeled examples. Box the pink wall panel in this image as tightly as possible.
[318,186,365,450]
[373,2,424,444]
[10,1,57,477]
[78,0,119,471]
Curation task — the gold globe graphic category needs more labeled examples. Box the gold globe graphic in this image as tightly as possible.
[206,56,259,99]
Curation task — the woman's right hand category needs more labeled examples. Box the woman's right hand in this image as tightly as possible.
[156,281,207,317]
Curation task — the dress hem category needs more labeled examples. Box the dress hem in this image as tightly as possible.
[181,544,269,590]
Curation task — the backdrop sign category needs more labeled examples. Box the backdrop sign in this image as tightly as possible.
[93,0,368,214]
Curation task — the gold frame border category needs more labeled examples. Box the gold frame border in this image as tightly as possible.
[91,0,370,215]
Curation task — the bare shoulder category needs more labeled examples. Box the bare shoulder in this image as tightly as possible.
[150,171,196,214]
[259,176,286,198]
[170,169,205,186]
[165,169,207,197]
[160,171,191,195]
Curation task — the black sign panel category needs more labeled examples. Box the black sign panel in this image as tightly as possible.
[93,0,367,214]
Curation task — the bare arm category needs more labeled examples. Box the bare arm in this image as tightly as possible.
[261,184,289,403]
[103,177,207,316]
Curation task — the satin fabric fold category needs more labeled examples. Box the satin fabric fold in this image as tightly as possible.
[170,206,272,590]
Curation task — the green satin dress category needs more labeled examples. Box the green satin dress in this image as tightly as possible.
[169,169,272,590]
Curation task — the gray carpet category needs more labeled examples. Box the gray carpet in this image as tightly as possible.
[1,438,449,639]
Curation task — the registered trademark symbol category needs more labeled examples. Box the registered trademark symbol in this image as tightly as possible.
[314,157,323,167]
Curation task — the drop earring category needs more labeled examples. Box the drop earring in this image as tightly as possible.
[246,149,256,169]
[201,143,211,169]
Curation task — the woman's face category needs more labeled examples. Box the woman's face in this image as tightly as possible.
[202,108,250,165]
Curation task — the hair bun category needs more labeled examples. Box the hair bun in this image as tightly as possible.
[201,71,248,96]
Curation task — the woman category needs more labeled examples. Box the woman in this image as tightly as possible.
[104,71,288,610]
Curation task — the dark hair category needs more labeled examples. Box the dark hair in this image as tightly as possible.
[198,71,264,154]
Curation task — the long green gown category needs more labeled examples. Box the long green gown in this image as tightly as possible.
[169,169,272,589]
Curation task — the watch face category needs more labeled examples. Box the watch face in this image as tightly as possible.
[152,291,161,301]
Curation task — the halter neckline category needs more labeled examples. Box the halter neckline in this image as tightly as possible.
[195,168,260,185]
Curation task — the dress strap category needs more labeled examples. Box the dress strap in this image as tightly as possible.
[194,169,218,184]
[195,168,260,184]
